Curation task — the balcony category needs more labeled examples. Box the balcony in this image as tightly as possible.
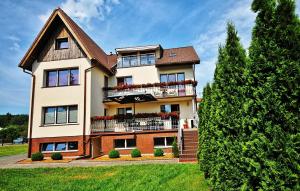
[91,113,179,133]
[103,80,197,102]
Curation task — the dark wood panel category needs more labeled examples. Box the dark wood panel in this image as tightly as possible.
[38,24,86,62]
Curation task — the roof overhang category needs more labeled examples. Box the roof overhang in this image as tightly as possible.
[115,44,162,54]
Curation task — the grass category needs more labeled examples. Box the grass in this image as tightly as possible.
[0,144,27,157]
[0,164,209,191]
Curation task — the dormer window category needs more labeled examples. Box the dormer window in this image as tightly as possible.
[169,52,176,57]
[55,38,69,49]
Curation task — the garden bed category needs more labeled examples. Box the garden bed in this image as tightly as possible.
[17,158,73,164]
[92,153,175,161]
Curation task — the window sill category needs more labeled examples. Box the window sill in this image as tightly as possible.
[154,146,172,149]
[41,150,78,153]
[115,147,136,150]
[42,84,80,88]
[40,123,79,127]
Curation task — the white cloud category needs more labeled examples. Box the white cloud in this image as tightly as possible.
[38,0,120,27]
[61,0,119,24]
[6,35,21,51]
[193,0,256,96]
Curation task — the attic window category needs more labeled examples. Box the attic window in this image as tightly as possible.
[56,38,69,49]
[169,52,176,57]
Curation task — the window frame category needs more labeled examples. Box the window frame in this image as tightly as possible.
[154,137,175,148]
[45,68,79,87]
[114,139,136,149]
[43,105,78,125]
[41,141,78,153]
[117,76,133,86]
[140,53,155,65]
[55,37,69,50]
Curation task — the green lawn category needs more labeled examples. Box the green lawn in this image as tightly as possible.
[0,144,27,157]
[0,164,209,191]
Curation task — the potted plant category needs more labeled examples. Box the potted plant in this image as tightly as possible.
[183,119,189,129]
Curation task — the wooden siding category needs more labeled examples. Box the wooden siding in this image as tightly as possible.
[38,25,86,62]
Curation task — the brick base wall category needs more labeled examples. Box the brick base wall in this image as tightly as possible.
[31,135,90,157]
[98,131,177,155]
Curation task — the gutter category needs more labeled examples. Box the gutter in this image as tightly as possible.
[83,62,96,156]
[22,69,35,158]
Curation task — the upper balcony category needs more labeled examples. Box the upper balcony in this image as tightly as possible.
[103,80,197,103]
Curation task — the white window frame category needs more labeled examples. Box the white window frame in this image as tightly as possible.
[140,53,155,65]
[114,139,136,150]
[154,137,174,148]
[43,105,78,125]
[41,142,78,153]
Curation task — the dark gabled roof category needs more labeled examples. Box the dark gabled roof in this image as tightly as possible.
[19,8,113,75]
[156,46,200,66]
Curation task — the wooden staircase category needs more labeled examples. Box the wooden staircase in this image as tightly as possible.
[179,129,198,162]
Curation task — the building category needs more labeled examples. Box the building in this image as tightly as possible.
[19,8,200,161]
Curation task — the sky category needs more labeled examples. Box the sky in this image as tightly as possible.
[0,0,299,114]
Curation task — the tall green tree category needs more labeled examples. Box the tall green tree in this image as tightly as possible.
[207,23,247,190]
[242,0,299,190]
[198,83,212,177]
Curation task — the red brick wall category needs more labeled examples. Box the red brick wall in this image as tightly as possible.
[31,135,90,157]
[100,131,177,155]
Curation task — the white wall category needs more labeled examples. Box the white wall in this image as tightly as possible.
[30,58,92,138]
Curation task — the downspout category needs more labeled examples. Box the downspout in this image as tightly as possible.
[23,69,35,158]
[83,62,96,156]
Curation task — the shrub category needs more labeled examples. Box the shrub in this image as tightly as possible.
[131,148,141,158]
[31,152,44,161]
[109,150,120,158]
[172,137,179,158]
[154,148,164,157]
[51,152,63,160]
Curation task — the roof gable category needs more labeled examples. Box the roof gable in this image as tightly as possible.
[19,8,112,75]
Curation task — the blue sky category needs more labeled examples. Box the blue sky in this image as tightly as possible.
[0,0,299,114]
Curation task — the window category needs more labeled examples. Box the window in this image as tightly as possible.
[140,53,155,65]
[114,139,136,149]
[159,73,185,83]
[41,142,78,152]
[44,107,56,124]
[68,142,78,150]
[46,71,57,87]
[46,68,79,87]
[121,55,138,67]
[117,107,132,115]
[56,38,69,49]
[55,142,66,151]
[160,104,180,113]
[56,106,67,124]
[43,105,78,125]
[160,73,186,96]
[117,76,132,86]
[154,137,175,147]
[70,69,79,85]
[68,106,78,123]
